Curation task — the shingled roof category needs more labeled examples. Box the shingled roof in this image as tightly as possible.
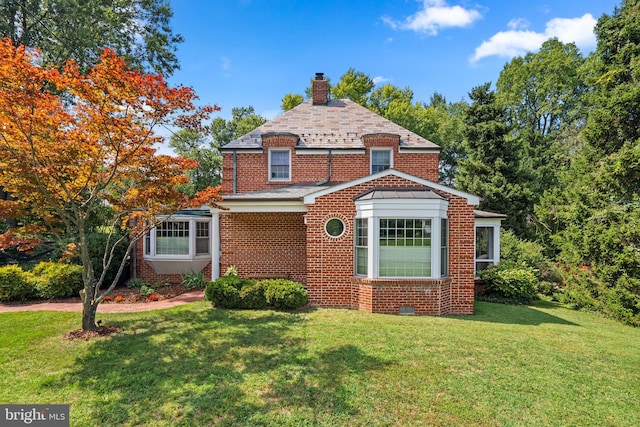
[222,99,440,150]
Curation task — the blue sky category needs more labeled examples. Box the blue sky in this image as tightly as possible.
[167,0,621,121]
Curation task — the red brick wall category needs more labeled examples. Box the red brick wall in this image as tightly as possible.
[221,144,439,193]
[353,277,453,315]
[304,175,475,315]
[219,212,307,283]
[446,196,476,314]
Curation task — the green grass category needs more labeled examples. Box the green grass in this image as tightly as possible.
[1,301,639,426]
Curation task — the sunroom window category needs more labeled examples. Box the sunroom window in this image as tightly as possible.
[145,217,211,259]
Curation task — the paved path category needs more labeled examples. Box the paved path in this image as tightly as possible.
[0,290,205,313]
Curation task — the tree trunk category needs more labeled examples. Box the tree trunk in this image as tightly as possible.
[80,288,98,331]
[82,304,97,331]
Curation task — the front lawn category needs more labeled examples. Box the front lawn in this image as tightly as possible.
[1,301,638,426]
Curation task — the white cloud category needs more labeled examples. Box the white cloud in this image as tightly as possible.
[471,13,597,63]
[383,0,482,35]
[372,76,390,85]
[220,56,232,71]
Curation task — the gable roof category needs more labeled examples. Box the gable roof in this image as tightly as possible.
[303,169,481,206]
[222,99,440,150]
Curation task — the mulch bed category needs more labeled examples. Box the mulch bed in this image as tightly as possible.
[53,283,191,304]
[64,325,123,340]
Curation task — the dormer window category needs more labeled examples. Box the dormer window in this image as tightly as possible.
[371,148,392,173]
[269,149,291,181]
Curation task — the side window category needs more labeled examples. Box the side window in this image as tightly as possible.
[371,149,392,173]
[269,149,291,181]
[475,226,496,274]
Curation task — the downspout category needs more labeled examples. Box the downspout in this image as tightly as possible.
[316,149,332,186]
[233,150,237,194]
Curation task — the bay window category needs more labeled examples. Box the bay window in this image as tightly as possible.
[354,190,448,279]
[145,217,211,259]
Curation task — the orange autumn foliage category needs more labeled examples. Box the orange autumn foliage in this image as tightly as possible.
[0,38,222,248]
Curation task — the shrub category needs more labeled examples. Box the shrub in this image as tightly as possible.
[31,262,83,299]
[126,278,149,289]
[239,280,267,309]
[148,293,159,301]
[535,281,559,297]
[139,284,155,297]
[262,279,308,310]
[479,265,537,304]
[224,265,238,277]
[114,295,125,303]
[205,277,241,308]
[182,271,206,290]
[0,265,38,302]
[500,230,548,269]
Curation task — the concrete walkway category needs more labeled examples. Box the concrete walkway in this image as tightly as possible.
[0,289,205,313]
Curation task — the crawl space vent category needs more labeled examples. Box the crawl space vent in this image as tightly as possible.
[399,306,415,315]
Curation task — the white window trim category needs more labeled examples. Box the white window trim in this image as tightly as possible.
[474,219,502,277]
[355,198,448,279]
[268,148,292,182]
[145,217,212,261]
[370,148,393,174]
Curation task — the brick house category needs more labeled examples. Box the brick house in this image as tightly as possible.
[133,73,504,315]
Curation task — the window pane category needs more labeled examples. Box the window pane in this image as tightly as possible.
[379,218,431,277]
[355,219,368,275]
[441,218,448,277]
[475,227,494,260]
[156,221,189,255]
[196,222,209,255]
[356,247,368,275]
[325,218,345,237]
[270,151,290,179]
[371,150,391,173]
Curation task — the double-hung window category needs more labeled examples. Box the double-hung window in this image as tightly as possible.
[371,149,392,173]
[269,149,291,181]
[355,218,368,276]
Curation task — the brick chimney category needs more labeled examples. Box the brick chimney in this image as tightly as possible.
[312,72,328,105]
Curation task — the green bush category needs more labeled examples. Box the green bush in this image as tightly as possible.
[182,271,206,290]
[205,277,241,308]
[139,284,156,297]
[31,262,83,299]
[535,281,559,297]
[262,279,308,310]
[0,265,38,302]
[126,278,149,289]
[479,265,537,304]
[239,280,267,309]
[500,230,548,269]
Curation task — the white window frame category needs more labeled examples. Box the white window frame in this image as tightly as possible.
[474,219,502,277]
[355,197,448,279]
[370,148,393,174]
[268,148,291,182]
[144,217,212,260]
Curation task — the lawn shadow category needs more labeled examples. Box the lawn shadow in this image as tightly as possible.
[462,300,579,326]
[57,305,389,425]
